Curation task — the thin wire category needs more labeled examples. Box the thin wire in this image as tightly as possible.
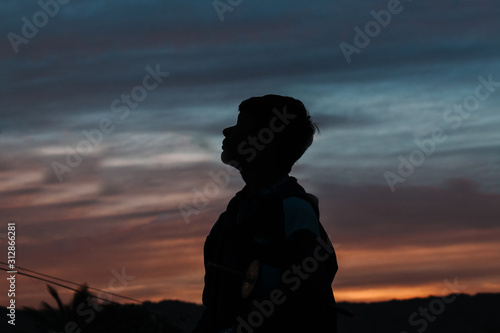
[1,265,194,319]
[0,267,123,305]
[0,262,142,304]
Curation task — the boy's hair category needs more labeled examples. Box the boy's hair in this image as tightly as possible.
[238,94,318,173]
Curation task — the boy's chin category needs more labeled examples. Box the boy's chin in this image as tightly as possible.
[221,151,244,170]
[221,150,234,164]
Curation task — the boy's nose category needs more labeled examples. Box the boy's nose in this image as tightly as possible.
[223,126,234,137]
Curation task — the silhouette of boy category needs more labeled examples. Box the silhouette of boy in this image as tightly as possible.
[192,95,338,333]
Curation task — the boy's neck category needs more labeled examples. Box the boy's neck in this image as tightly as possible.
[241,170,289,196]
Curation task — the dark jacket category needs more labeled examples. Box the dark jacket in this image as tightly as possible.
[193,176,338,333]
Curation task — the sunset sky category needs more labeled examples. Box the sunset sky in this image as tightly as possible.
[1,0,500,309]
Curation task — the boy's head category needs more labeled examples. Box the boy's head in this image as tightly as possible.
[221,94,317,174]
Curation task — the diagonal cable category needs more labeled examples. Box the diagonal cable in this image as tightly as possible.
[0,262,141,304]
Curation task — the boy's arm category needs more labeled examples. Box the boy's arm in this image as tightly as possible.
[226,197,337,332]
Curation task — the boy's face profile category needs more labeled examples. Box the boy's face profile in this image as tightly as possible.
[220,94,313,179]
[221,112,258,168]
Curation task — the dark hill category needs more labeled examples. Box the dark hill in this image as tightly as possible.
[336,293,500,333]
[1,293,499,332]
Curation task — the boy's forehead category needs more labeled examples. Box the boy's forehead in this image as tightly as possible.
[237,112,254,123]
